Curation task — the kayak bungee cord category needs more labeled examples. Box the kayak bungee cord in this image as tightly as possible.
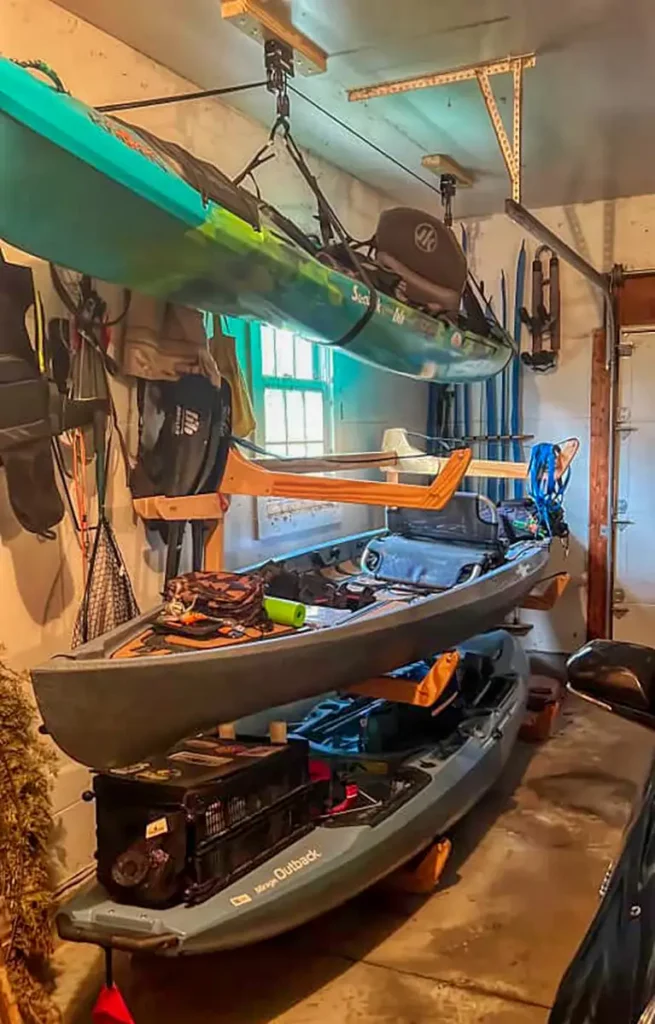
[11,58,66,92]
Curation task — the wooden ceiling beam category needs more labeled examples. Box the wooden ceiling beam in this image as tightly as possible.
[221,0,327,75]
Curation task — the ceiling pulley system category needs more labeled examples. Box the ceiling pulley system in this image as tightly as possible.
[219,3,611,328]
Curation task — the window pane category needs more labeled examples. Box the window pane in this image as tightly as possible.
[275,329,295,377]
[266,443,288,457]
[286,390,306,442]
[261,324,277,376]
[294,336,314,380]
[287,442,308,458]
[306,442,324,456]
[264,388,286,444]
[304,391,324,442]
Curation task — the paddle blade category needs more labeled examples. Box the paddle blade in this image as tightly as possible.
[92,984,135,1024]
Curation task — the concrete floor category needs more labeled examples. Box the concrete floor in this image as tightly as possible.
[57,696,655,1024]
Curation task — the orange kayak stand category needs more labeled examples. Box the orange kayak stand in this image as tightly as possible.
[133,445,473,524]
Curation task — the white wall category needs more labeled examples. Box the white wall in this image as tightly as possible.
[462,196,655,655]
[2,0,428,886]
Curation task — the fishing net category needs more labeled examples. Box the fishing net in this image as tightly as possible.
[47,268,140,647]
[69,414,139,648]
[72,513,140,647]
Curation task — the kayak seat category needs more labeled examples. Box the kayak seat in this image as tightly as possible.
[387,494,503,551]
[375,208,467,313]
[362,534,499,590]
[567,639,655,713]
[363,493,506,589]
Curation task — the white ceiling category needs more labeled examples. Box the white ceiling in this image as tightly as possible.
[55,0,655,216]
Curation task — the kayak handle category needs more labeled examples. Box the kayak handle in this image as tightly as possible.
[57,917,179,954]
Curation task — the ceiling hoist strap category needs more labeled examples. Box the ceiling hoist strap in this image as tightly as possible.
[236,35,381,348]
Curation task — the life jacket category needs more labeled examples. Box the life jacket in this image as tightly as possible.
[130,374,232,502]
[0,253,108,537]
[130,374,232,578]
[0,251,64,537]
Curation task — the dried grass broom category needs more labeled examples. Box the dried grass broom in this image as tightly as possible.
[0,654,61,1024]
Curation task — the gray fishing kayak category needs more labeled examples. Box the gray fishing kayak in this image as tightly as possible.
[31,515,547,770]
[57,630,528,955]
[31,494,548,770]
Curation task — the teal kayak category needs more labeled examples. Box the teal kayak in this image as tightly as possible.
[0,57,514,383]
[57,631,528,955]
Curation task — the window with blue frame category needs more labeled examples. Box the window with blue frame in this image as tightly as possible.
[248,323,334,457]
[224,318,338,538]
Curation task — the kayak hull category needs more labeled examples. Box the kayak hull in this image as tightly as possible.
[57,631,528,955]
[31,537,548,769]
[0,57,513,382]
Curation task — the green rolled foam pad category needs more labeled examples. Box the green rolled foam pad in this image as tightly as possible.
[263,596,307,628]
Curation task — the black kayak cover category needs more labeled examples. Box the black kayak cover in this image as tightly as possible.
[549,752,655,1024]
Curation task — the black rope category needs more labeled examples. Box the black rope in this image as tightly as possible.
[97,80,267,113]
[104,947,113,988]
[234,98,380,347]
[93,79,442,198]
[406,429,534,447]
[51,438,81,532]
[288,85,443,199]
[231,434,468,463]
[232,133,278,187]
[279,122,379,344]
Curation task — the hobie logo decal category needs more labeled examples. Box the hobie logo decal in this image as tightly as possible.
[414,222,438,253]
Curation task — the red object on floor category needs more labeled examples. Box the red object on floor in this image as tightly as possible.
[92,985,136,1024]
[520,675,563,742]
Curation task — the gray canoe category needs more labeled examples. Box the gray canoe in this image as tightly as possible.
[31,533,547,770]
[57,630,528,956]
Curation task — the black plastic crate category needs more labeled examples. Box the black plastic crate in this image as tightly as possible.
[94,734,310,908]
[187,784,315,905]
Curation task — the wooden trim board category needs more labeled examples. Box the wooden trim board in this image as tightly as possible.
[617,273,655,327]
[587,329,611,639]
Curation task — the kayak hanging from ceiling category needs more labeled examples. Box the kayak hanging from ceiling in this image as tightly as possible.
[0,57,514,383]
